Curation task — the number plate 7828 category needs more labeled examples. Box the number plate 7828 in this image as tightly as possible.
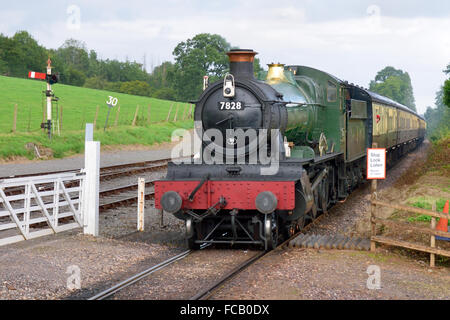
[218,101,245,110]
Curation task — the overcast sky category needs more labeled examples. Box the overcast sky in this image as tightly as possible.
[1,0,449,113]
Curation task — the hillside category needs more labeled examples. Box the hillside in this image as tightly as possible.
[0,76,193,160]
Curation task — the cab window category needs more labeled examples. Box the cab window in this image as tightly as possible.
[327,81,337,102]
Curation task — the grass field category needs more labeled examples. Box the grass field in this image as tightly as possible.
[0,76,193,160]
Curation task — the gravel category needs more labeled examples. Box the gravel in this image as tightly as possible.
[211,248,450,300]
[0,232,186,300]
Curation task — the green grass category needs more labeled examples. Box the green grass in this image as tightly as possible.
[0,121,193,159]
[407,197,449,225]
[0,75,194,159]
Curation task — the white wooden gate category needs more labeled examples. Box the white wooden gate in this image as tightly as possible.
[0,171,85,246]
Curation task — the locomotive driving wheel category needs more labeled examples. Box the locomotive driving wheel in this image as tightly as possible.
[264,213,279,250]
[318,178,330,214]
[186,218,200,250]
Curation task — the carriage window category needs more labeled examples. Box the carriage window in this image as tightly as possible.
[327,81,337,102]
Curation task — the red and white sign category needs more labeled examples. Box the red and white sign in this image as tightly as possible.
[28,71,46,80]
[367,148,386,179]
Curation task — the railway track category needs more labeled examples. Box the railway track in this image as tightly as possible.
[189,229,305,300]
[1,159,169,208]
[88,250,192,300]
[0,158,171,181]
[87,223,308,301]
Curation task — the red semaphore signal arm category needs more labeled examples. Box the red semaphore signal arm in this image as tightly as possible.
[28,71,47,80]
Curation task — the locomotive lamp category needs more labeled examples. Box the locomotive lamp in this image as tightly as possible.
[160,191,182,214]
[223,74,235,98]
[255,191,278,214]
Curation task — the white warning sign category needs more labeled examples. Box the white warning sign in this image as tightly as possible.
[367,148,386,179]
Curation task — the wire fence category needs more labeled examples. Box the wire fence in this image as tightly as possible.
[1,102,194,134]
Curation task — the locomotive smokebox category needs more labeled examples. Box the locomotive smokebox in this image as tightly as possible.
[227,49,258,79]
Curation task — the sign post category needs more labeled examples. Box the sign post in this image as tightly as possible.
[104,96,118,131]
[367,143,386,251]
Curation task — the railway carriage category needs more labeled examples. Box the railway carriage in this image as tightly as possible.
[155,49,425,250]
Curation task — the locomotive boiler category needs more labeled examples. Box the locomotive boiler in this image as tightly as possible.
[155,49,426,250]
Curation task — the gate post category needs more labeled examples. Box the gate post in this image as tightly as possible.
[83,140,100,236]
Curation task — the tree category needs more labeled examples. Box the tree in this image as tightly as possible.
[84,76,107,90]
[119,80,152,96]
[424,86,450,140]
[444,79,450,108]
[153,87,177,100]
[64,66,86,86]
[148,61,175,90]
[172,33,231,101]
[0,31,47,77]
[56,39,90,74]
[369,66,416,111]
[253,57,263,77]
[444,63,450,108]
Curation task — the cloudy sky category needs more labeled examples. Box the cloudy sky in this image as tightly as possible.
[1,0,449,113]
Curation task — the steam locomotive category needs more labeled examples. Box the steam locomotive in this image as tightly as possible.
[155,49,426,250]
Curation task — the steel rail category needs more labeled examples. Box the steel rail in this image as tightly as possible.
[189,211,329,301]
[88,249,192,300]
[0,158,172,181]
[99,180,155,197]
[99,191,155,211]
[189,250,266,300]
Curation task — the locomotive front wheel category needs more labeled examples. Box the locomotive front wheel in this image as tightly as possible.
[186,218,200,250]
[264,213,279,250]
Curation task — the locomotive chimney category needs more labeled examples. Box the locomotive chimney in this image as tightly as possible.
[227,49,257,79]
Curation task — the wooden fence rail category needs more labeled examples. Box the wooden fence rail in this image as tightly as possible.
[371,199,450,267]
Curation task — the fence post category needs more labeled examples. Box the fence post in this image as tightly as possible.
[370,142,378,252]
[12,104,18,133]
[188,104,193,119]
[147,103,151,125]
[166,103,173,122]
[114,104,120,127]
[27,105,32,132]
[430,202,436,267]
[137,177,145,231]
[93,105,100,127]
[173,103,179,122]
[132,105,139,126]
[182,103,187,120]
[83,138,100,236]
[59,105,63,133]
[81,105,86,130]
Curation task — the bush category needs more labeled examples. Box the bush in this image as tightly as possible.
[63,67,86,86]
[153,87,177,100]
[84,76,107,90]
[119,80,152,96]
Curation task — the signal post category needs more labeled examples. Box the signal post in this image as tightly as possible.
[28,58,58,138]
[45,58,52,138]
